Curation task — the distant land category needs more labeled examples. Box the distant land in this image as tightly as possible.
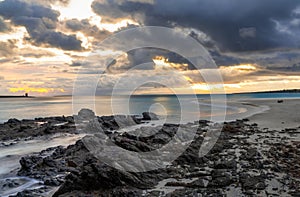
[0,93,34,98]
[0,96,34,98]
[1,89,300,98]
[234,89,300,95]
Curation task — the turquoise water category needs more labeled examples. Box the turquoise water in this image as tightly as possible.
[0,93,300,123]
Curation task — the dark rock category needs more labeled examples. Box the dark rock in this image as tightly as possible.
[78,108,96,119]
[53,159,149,197]
[240,173,266,190]
[6,118,21,124]
[187,178,208,188]
[67,160,77,168]
[142,112,159,120]
[214,159,237,169]
[2,118,297,196]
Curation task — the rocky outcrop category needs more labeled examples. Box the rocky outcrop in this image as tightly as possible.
[142,112,159,120]
[0,116,76,141]
[0,109,148,141]
[5,116,300,196]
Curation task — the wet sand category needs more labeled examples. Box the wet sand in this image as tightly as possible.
[240,98,300,130]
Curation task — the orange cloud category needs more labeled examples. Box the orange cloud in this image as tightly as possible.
[219,64,258,73]
[9,87,65,94]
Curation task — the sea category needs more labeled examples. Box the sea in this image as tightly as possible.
[1,92,300,196]
[1,92,300,123]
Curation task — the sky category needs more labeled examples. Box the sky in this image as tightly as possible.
[1,0,300,95]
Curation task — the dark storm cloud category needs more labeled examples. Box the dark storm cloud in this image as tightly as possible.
[66,19,86,31]
[267,64,300,72]
[92,0,131,23]
[12,16,82,50]
[92,0,300,52]
[0,0,82,51]
[106,48,197,73]
[64,19,111,40]
[26,0,70,6]
[210,50,242,66]
[0,0,59,21]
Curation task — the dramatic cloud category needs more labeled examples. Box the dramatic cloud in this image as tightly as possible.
[0,0,59,21]
[239,27,256,39]
[92,0,300,52]
[0,41,16,57]
[64,18,111,40]
[26,0,70,6]
[1,0,300,95]
[65,19,86,31]
[267,64,300,72]
[0,0,82,51]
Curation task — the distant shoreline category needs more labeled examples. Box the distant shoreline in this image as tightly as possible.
[0,96,35,98]
[232,89,300,95]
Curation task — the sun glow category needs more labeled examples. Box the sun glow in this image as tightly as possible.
[52,0,96,20]
[52,0,138,32]
[9,87,65,94]
[153,56,189,71]
[181,64,261,93]
[219,64,258,72]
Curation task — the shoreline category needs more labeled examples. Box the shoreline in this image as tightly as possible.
[0,96,35,98]
[0,100,300,196]
[1,97,299,132]
[0,111,299,196]
[239,98,300,130]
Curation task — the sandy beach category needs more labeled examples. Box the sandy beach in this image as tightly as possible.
[240,98,300,130]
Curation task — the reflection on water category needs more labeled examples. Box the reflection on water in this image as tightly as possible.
[0,133,85,196]
[0,134,85,177]
[1,93,299,123]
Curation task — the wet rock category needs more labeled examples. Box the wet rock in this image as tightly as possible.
[214,159,237,169]
[6,118,21,124]
[187,178,209,188]
[240,173,266,190]
[53,158,150,197]
[142,112,159,120]
[77,108,95,119]
[209,169,234,187]
[3,118,299,197]
[67,160,77,168]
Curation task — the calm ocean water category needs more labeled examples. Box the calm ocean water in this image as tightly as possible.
[0,93,300,123]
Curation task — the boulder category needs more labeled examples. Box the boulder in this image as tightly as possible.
[142,112,159,120]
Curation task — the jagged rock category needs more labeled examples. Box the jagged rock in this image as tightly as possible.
[214,159,237,169]
[3,118,298,197]
[240,173,266,190]
[6,118,21,124]
[142,112,159,120]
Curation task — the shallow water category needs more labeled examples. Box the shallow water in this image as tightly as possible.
[0,176,43,197]
[0,133,85,196]
[0,93,289,123]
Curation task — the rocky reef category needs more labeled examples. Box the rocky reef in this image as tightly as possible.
[1,110,300,196]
